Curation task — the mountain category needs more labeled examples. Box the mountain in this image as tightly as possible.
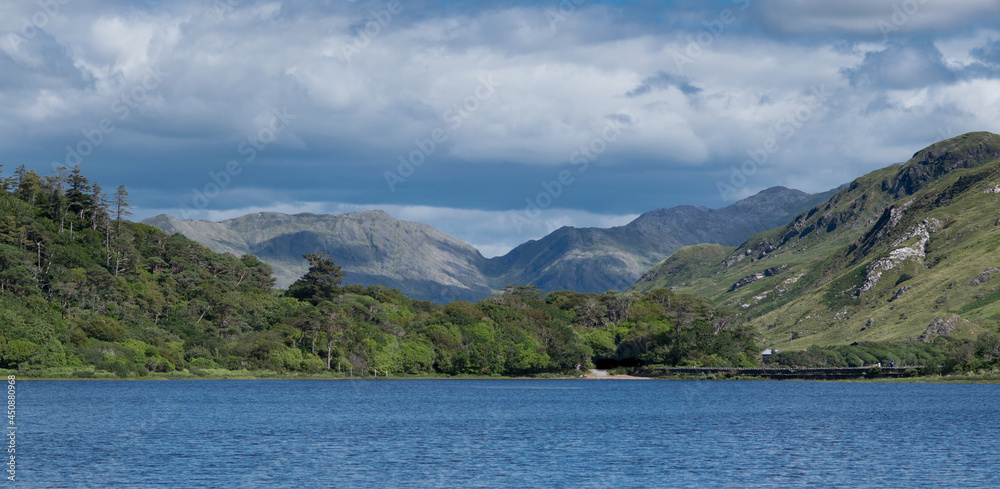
[143,210,491,303]
[145,187,832,302]
[487,186,836,294]
[630,132,1000,349]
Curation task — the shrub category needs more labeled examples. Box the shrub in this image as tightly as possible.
[79,318,129,342]
[0,339,43,369]
[189,358,219,368]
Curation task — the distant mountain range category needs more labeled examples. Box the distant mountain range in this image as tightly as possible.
[143,210,491,303]
[631,132,1000,348]
[144,186,833,302]
[484,186,836,293]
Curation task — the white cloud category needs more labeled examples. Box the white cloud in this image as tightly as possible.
[5,0,1000,256]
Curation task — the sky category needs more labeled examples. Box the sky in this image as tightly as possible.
[2,0,999,257]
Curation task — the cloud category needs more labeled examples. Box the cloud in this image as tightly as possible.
[626,71,701,97]
[750,0,1000,39]
[2,0,1000,256]
[971,38,1000,65]
[842,41,955,89]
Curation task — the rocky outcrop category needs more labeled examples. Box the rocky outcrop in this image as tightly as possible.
[728,265,786,292]
[889,286,911,302]
[919,315,968,342]
[970,268,1000,286]
[889,132,1000,197]
[855,220,934,297]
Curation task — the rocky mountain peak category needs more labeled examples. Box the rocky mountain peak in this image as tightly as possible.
[889,132,1000,197]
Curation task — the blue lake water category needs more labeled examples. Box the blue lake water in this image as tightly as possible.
[14,379,1000,488]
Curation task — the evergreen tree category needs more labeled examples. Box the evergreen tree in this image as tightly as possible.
[14,166,44,206]
[45,166,69,233]
[287,252,345,305]
[90,183,110,231]
[67,164,92,224]
[114,185,133,234]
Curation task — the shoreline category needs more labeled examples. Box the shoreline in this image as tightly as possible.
[9,366,1000,383]
[12,373,1000,383]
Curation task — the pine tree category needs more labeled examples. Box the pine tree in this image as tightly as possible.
[45,166,68,233]
[287,253,345,305]
[67,164,92,224]
[90,183,110,231]
[14,166,44,206]
[114,185,133,235]
[0,164,17,193]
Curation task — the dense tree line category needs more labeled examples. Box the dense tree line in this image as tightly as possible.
[0,165,765,377]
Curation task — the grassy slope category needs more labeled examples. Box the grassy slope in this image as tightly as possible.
[631,243,735,293]
[631,132,1000,350]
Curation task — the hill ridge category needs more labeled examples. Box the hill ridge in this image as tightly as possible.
[145,186,832,302]
[630,131,1000,348]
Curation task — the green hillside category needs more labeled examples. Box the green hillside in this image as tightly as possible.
[631,132,1000,352]
[0,164,759,377]
[632,243,735,291]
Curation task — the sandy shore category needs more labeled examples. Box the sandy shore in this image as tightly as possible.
[582,369,651,380]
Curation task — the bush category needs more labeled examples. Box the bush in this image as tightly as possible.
[300,355,327,373]
[0,339,43,369]
[104,358,132,378]
[79,318,129,342]
[189,357,219,368]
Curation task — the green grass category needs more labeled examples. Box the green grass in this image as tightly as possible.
[631,132,1000,350]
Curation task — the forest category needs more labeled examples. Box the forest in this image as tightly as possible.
[0,164,764,377]
[0,164,995,378]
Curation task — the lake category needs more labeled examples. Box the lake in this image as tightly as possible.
[14,379,1000,488]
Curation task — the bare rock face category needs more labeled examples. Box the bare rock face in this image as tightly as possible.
[889,286,911,302]
[728,265,786,292]
[855,221,932,297]
[919,315,968,342]
[970,268,1000,286]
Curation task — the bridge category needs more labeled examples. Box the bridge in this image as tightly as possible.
[651,366,921,380]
